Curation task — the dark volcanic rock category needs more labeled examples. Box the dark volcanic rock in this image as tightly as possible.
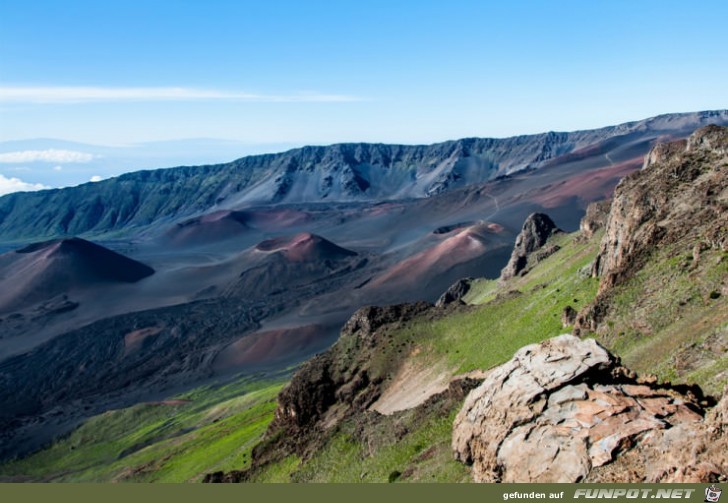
[273,302,433,431]
[274,355,338,429]
[435,278,472,307]
[561,305,577,327]
[0,297,262,460]
[499,213,561,282]
[339,302,433,346]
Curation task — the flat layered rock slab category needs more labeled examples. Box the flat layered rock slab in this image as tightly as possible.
[452,334,706,483]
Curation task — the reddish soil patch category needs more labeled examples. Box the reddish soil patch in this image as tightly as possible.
[254,233,356,262]
[123,326,164,355]
[370,224,491,289]
[165,210,250,246]
[213,324,327,371]
[247,208,310,229]
[533,157,642,208]
[365,203,405,217]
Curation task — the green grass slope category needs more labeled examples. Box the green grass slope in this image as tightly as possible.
[0,375,285,482]
[410,232,599,373]
[594,242,728,395]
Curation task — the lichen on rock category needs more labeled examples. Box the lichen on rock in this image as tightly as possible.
[452,334,713,482]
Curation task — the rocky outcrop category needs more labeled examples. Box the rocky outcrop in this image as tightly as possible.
[588,389,728,482]
[592,125,728,292]
[561,305,577,327]
[208,302,434,481]
[435,278,472,307]
[206,371,483,484]
[641,139,688,169]
[272,302,432,433]
[499,213,561,282]
[452,335,717,483]
[204,301,454,482]
[579,199,611,240]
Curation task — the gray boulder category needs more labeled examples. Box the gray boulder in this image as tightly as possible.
[499,213,561,282]
[452,334,706,482]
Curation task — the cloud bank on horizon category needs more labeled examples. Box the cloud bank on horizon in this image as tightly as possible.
[0,148,100,195]
[0,149,95,163]
[0,174,50,197]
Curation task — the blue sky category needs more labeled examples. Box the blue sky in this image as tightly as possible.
[0,0,726,191]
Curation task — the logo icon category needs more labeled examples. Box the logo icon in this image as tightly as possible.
[706,485,722,503]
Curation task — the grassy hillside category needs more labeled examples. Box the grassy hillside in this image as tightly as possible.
[409,232,599,373]
[0,375,286,482]
[244,231,601,482]
[244,222,726,482]
[594,242,728,395]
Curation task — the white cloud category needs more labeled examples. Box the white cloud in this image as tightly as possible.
[0,86,362,104]
[89,175,103,182]
[0,149,94,163]
[0,174,50,196]
[53,165,63,171]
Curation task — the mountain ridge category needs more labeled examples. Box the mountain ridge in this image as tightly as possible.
[1,110,726,241]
